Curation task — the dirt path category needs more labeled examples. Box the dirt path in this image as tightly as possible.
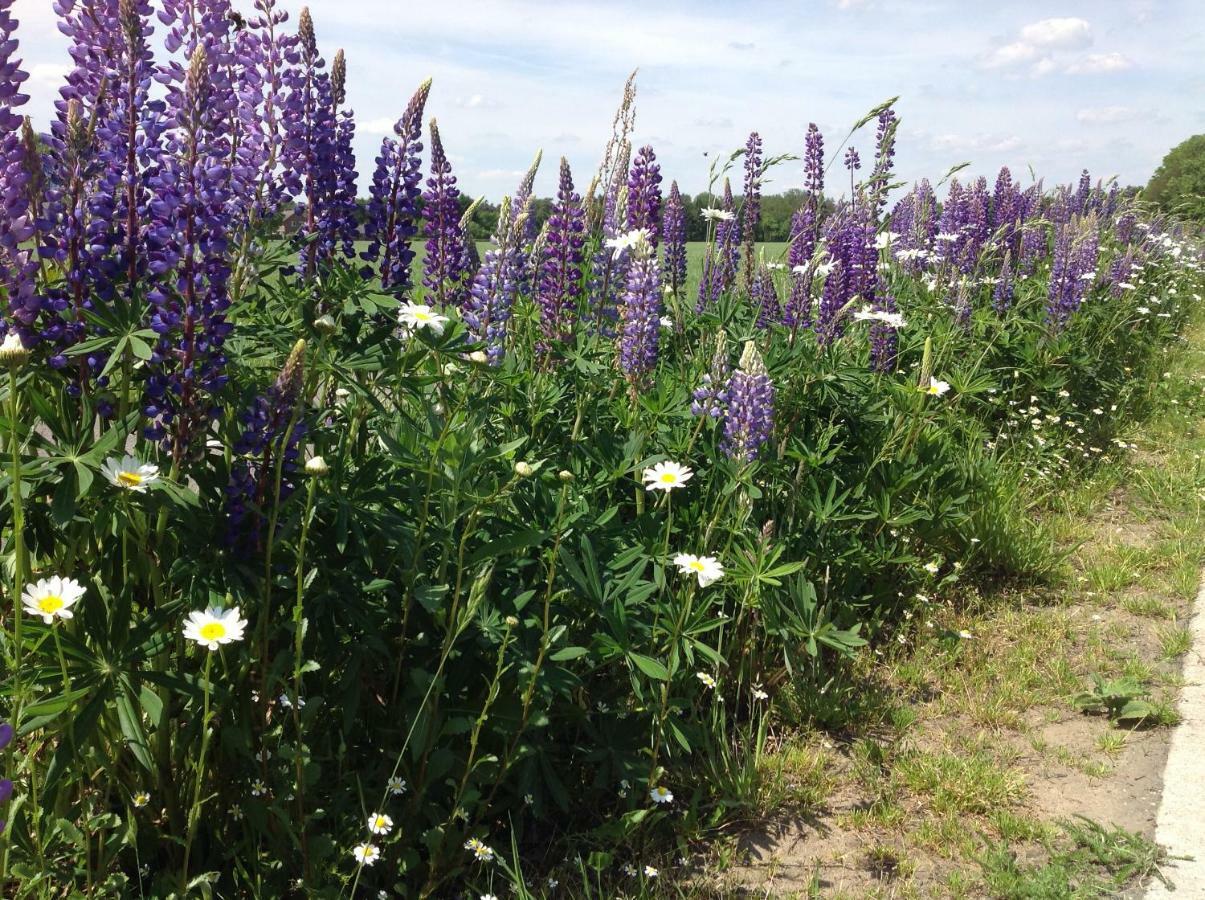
[718,323,1205,898]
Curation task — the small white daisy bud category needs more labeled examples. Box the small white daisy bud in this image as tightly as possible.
[304,456,329,477]
[505,615,519,627]
[313,314,337,335]
[557,469,574,483]
[514,461,534,478]
[0,331,29,366]
[468,350,488,364]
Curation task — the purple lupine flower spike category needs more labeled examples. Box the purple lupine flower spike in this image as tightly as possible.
[691,331,730,418]
[722,341,775,462]
[993,251,1014,314]
[750,265,779,329]
[422,118,469,308]
[616,230,662,383]
[537,157,586,351]
[844,147,860,172]
[742,131,763,294]
[868,108,897,222]
[327,49,359,260]
[625,144,662,244]
[362,78,431,295]
[697,179,741,313]
[662,180,686,296]
[463,195,523,365]
[0,0,37,340]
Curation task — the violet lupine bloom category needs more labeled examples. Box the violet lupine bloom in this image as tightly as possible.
[362,78,430,295]
[844,147,860,172]
[1047,214,1100,328]
[990,167,1024,257]
[868,295,899,374]
[696,179,741,312]
[463,196,523,365]
[422,119,469,308]
[1115,212,1136,247]
[867,108,897,222]
[537,157,586,349]
[993,251,1014,315]
[617,232,662,383]
[280,7,337,276]
[1108,247,1135,299]
[226,340,307,551]
[326,49,359,260]
[587,144,629,332]
[783,260,813,330]
[626,144,662,244]
[722,341,775,463]
[511,150,542,294]
[815,257,847,347]
[1018,222,1046,275]
[691,332,730,418]
[239,0,292,219]
[1071,169,1091,216]
[750,265,779,329]
[741,131,763,292]
[662,179,686,295]
[143,45,234,458]
[0,0,36,339]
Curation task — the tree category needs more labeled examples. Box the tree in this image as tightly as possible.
[1145,135,1205,221]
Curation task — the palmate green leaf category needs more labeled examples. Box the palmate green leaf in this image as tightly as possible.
[628,652,669,681]
[467,526,549,565]
[549,646,588,662]
[115,677,154,774]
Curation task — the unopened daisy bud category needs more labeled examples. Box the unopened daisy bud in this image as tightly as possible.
[313,314,337,336]
[505,615,519,627]
[0,332,29,366]
[557,469,574,483]
[514,461,534,478]
[304,456,329,477]
[468,350,488,364]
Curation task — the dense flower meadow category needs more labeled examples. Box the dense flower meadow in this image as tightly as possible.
[0,1,1202,897]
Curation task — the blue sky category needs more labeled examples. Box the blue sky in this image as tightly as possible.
[11,0,1205,201]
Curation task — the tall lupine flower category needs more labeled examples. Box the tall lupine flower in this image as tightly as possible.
[749,264,779,329]
[741,131,763,293]
[326,49,358,260]
[691,330,729,418]
[844,147,860,172]
[0,0,36,338]
[867,295,900,374]
[226,339,307,550]
[1108,247,1135,299]
[992,250,1014,314]
[722,341,774,463]
[587,143,629,331]
[662,180,686,295]
[1071,169,1091,216]
[143,45,234,458]
[625,144,662,244]
[990,166,1023,256]
[280,7,337,276]
[238,0,292,219]
[537,157,586,350]
[783,257,814,330]
[511,149,542,293]
[463,196,523,365]
[1018,222,1046,275]
[362,78,430,295]
[1046,214,1099,327]
[422,119,469,307]
[616,228,662,383]
[867,108,897,222]
[1115,212,1137,247]
[696,179,741,312]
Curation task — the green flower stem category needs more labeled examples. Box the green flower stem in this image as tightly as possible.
[181,650,215,891]
[290,475,318,885]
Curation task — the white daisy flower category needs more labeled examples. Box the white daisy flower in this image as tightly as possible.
[22,576,86,624]
[700,207,734,222]
[464,837,495,862]
[923,561,940,575]
[852,307,907,328]
[182,607,248,651]
[752,687,769,701]
[351,843,381,866]
[644,865,659,878]
[605,228,652,259]
[920,377,950,396]
[659,315,674,328]
[132,791,150,808]
[386,776,407,795]
[398,302,449,336]
[101,455,160,492]
[642,461,693,492]
[874,231,898,250]
[250,780,267,797]
[672,553,724,587]
[695,672,716,689]
[649,786,673,804]
[367,812,393,835]
[482,895,499,900]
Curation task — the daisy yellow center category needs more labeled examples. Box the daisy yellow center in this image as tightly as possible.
[688,560,705,572]
[415,311,432,322]
[38,594,64,614]
[660,472,677,483]
[199,622,227,641]
[373,817,387,828]
[117,471,143,487]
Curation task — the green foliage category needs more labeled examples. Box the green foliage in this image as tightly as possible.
[1071,674,1157,724]
[1145,135,1205,221]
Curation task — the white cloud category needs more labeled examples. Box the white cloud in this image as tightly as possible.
[1065,52,1134,74]
[929,132,1025,155]
[476,168,528,180]
[1019,17,1092,50]
[1076,106,1139,124]
[983,40,1038,68]
[455,94,498,109]
[359,117,397,137]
